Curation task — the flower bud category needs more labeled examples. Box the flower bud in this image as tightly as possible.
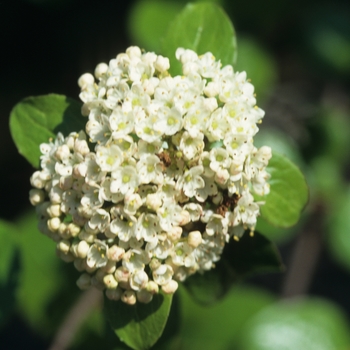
[30,171,46,189]
[76,273,91,290]
[137,290,153,304]
[188,230,202,248]
[29,189,45,206]
[162,280,178,294]
[48,217,61,232]
[103,274,119,289]
[94,63,108,79]
[47,204,61,217]
[74,258,85,272]
[57,239,70,254]
[106,287,123,301]
[78,73,94,89]
[121,290,137,305]
[77,240,90,259]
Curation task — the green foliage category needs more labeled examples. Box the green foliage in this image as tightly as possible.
[14,212,65,332]
[0,220,20,328]
[104,292,173,350]
[128,0,184,52]
[255,152,308,228]
[161,2,237,75]
[9,94,84,168]
[178,286,275,350]
[237,298,350,350]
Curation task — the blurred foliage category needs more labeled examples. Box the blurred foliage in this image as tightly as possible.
[2,0,350,348]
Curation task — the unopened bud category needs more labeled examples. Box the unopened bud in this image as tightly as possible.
[145,281,159,295]
[121,290,136,305]
[76,273,91,290]
[57,239,71,254]
[137,290,153,304]
[188,230,202,248]
[78,73,94,89]
[77,240,90,259]
[162,280,178,294]
[103,274,118,289]
[29,189,45,206]
[106,287,122,301]
[107,245,125,261]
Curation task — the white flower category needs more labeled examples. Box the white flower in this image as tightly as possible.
[130,269,149,291]
[136,213,160,242]
[96,144,123,172]
[176,165,205,198]
[179,131,205,160]
[152,264,173,286]
[87,240,108,268]
[233,192,260,228]
[171,242,196,267]
[154,106,183,136]
[30,46,271,304]
[111,165,139,195]
[136,154,163,185]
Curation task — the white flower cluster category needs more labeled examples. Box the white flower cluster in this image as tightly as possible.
[29,46,271,304]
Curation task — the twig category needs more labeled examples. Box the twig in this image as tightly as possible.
[281,209,323,298]
[48,288,103,350]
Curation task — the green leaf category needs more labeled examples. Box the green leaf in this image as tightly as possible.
[15,211,64,331]
[255,152,308,228]
[128,0,183,52]
[238,298,350,350]
[184,232,283,305]
[179,285,275,350]
[0,220,20,328]
[161,3,237,76]
[10,94,84,168]
[104,292,173,350]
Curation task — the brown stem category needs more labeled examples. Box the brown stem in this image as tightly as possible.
[281,208,323,298]
[48,288,103,350]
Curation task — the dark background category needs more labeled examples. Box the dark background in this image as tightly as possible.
[1,0,350,348]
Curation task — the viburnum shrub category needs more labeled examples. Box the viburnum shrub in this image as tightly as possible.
[29,46,272,304]
[10,3,307,349]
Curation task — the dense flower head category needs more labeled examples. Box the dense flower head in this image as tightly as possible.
[29,46,272,304]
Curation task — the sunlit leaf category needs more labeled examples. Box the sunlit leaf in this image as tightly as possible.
[104,292,173,350]
[128,0,183,52]
[238,298,350,350]
[255,152,308,228]
[161,2,237,75]
[9,94,84,168]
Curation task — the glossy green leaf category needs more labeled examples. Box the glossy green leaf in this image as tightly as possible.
[128,0,183,52]
[255,152,308,228]
[10,94,84,168]
[0,220,20,327]
[104,292,173,350]
[184,232,283,305]
[161,3,237,75]
[238,298,350,350]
